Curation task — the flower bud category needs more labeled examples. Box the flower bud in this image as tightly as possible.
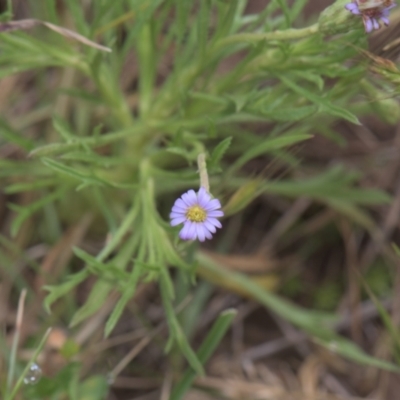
[318,0,361,35]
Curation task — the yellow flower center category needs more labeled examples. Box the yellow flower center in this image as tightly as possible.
[186,205,207,222]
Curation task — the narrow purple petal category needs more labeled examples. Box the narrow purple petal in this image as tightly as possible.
[204,198,222,211]
[171,216,186,226]
[381,16,390,25]
[181,193,190,206]
[171,205,186,214]
[204,220,216,233]
[197,187,211,207]
[345,2,357,10]
[345,2,359,13]
[204,228,213,240]
[196,224,206,242]
[182,190,197,206]
[207,210,224,218]
[207,217,222,229]
[364,17,373,32]
[187,221,197,240]
[170,211,185,219]
[372,18,380,30]
[174,198,187,210]
[179,222,191,240]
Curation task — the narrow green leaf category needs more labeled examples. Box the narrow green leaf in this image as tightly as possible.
[104,265,142,337]
[57,88,105,104]
[230,133,311,172]
[290,0,309,22]
[208,136,232,170]
[70,231,139,327]
[5,179,55,194]
[279,75,360,125]
[325,198,375,230]
[10,186,67,237]
[174,0,192,43]
[79,376,109,400]
[160,276,204,375]
[53,115,75,142]
[170,309,236,400]
[74,247,129,283]
[29,126,149,158]
[0,120,34,150]
[214,0,240,40]
[69,281,112,328]
[41,158,106,186]
[198,252,335,330]
[124,0,162,54]
[223,180,262,217]
[30,142,82,158]
[43,269,89,313]
[65,0,89,35]
[198,253,400,373]
[6,328,52,400]
[314,334,400,372]
[73,247,107,268]
[262,105,317,121]
[362,279,400,355]
[137,23,155,117]
[97,202,139,261]
[261,167,390,208]
[275,0,291,27]
[293,71,324,91]
[197,0,210,61]
[188,91,228,106]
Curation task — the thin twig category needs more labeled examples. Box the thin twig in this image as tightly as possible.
[160,368,173,400]
[109,296,192,381]
[6,289,27,391]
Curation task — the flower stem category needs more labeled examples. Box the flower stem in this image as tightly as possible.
[197,153,209,193]
[216,23,319,47]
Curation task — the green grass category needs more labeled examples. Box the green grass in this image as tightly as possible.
[1,0,400,398]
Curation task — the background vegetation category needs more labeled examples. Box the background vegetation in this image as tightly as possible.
[1,0,400,399]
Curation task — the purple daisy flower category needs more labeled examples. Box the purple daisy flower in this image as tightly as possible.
[345,1,396,33]
[170,187,223,242]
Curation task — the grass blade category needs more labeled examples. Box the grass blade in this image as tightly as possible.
[170,309,237,400]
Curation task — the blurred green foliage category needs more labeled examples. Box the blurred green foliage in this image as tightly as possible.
[1,0,400,398]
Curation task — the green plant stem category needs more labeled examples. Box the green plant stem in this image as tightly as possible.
[6,290,26,394]
[91,63,133,129]
[6,0,12,19]
[170,309,236,400]
[97,201,139,262]
[6,328,52,400]
[215,23,319,47]
[197,251,335,329]
[137,23,155,118]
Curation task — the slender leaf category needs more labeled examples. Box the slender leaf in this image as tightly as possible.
[170,309,236,400]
